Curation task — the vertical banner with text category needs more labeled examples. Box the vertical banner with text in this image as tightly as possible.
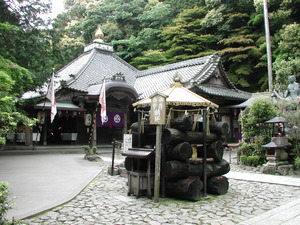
[149,93,167,125]
[123,134,132,153]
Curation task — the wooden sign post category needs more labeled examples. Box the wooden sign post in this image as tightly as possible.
[123,134,132,153]
[149,92,167,203]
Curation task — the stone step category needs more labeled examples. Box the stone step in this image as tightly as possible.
[0,144,114,155]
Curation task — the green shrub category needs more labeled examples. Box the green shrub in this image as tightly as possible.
[239,97,278,143]
[247,155,261,167]
[83,145,97,156]
[83,145,91,155]
[295,157,300,170]
[0,181,13,224]
[238,143,256,156]
[91,146,97,154]
[240,155,263,167]
[240,155,248,165]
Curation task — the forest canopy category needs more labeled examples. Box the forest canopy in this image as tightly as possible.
[1,0,299,93]
[1,0,299,144]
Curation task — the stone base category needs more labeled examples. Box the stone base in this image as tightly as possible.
[262,163,294,175]
[277,165,294,175]
[261,165,277,174]
[85,155,103,162]
[107,166,119,175]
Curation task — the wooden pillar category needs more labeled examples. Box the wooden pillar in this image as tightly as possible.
[43,119,47,145]
[122,111,128,135]
[25,126,32,146]
[202,109,207,197]
[154,125,162,203]
[137,111,142,148]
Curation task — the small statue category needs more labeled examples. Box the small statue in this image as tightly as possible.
[284,75,300,101]
[273,75,300,103]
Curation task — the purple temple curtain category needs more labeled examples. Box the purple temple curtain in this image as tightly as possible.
[96,111,124,127]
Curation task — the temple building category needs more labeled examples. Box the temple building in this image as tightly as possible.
[21,28,251,146]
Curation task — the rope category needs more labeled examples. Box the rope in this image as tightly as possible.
[165,108,173,129]
[192,109,200,132]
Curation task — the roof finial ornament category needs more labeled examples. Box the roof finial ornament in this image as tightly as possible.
[95,25,104,41]
[174,77,180,83]
[171,74,182,87]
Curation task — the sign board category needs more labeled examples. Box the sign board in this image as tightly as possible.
[123,134,132,153]
[150,93,167,125]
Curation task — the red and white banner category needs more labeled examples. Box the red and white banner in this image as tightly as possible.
[46,72,57,123]
[99,78,107,124]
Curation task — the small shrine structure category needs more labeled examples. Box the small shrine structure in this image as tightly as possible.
[125,78,230,201]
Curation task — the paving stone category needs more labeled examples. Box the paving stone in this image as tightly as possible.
[21,160,300,225]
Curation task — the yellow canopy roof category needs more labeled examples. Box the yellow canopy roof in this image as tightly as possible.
[133,79,219,109]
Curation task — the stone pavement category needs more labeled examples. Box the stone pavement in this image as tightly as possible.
[0,153,101,220]
[2,149,300,225]
[21,157,300,225]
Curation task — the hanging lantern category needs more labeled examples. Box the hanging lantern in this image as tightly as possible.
[85,113,92,126]
[58,111,62,118]
[37,111,45,124]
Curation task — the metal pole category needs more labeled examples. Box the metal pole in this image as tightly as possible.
[111,138,116,176]
[202,109,207,197]
[263,0,273,92]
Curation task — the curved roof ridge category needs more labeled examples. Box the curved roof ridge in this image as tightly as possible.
[110,53,139,74]
[193,54,218,83]
[56,48,91,77]
[218,59,237,90]
[66,49,98,87]
[137,55,211,78]
[193,53,237,90]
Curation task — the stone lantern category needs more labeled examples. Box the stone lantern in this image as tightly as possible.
[262,116,293,174]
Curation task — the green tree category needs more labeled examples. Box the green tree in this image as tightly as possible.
[252,0,300,91]
[239,97,278,144]
[238,97,278,165]
[133,6,217,69]
[201,0,264,91]
[47,0,300,94]
[0,55,36,145]
[0,0,53,86]
[160,6,216,61]
[273,23,300,90]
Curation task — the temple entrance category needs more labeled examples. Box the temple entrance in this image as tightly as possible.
[47,113,88,145]
[96,126,123,144]
[95,111,125,144]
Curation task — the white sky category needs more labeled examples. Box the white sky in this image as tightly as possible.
[50,0,65,18]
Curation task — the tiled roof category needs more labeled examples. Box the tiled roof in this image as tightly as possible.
[134,53,245,100]
[134,56,211,99]
[196,85,251,100]
[24,40,250,103]
[35,102,86,111]
[56,48,138,92]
